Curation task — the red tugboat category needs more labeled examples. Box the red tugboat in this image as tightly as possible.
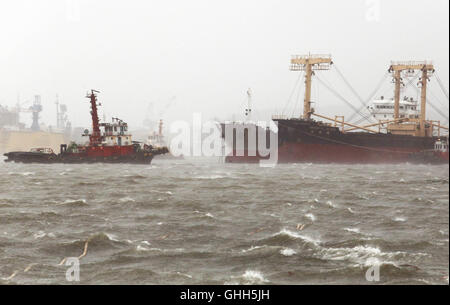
[4,90,168,164]
[408,137,449,164]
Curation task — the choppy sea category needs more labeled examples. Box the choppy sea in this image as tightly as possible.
[0,157,448,284]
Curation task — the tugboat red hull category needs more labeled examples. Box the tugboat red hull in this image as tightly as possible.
[3,146,160,164]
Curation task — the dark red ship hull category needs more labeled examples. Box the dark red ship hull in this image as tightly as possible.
[221,119,449,164]
[225,143,449,164]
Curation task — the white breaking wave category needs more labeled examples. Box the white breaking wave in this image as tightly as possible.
[326,201,337,208]
[344,228,360,234]
[276,229,321,246]
[136,245,150,251]
[317,245,425,268]
[242,270,268,284]
[119,197,135,203]
[104,233,120,242]
[280,248,297,256]
[175,271,193,279]
[33,231,55,239]
[241,245,265,253]
[305,213,316,222]
[60,199,87,205]
[394,217,407,222]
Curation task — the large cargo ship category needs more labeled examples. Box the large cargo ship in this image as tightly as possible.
[221,55,449,164]
[4,90,168,164]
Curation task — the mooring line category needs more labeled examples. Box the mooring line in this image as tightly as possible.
[2,237,91,282]
[24,263,37,273]
[296,224,306,231]
[59,237,90,265]
[2,270,19,281]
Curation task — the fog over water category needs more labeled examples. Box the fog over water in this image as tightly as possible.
[1,0,449,130]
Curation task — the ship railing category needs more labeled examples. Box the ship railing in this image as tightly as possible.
[272,115,290,120]
[30,147,54,154]
[291,54,332,60]
[390,60,433,66]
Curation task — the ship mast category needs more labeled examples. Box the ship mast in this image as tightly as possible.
[87,89,102,145]
[388,61,434,137]
[290,54,333,119]
[245,88,252,121]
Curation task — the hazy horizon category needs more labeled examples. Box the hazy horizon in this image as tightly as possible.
[1,0,449,130]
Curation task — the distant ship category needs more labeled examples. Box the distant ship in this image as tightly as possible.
[4,90,168,164]
[0,95,71,154]
[221,55,449,164]
[147,119,183,160]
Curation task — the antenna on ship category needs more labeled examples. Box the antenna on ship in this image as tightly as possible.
[55,94,61,129]
[290,54,333,119]
[158,119,163,137]
[245,88,252,121]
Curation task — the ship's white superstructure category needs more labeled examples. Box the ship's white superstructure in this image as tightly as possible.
[368,96,420,120]
[101,117,132,146]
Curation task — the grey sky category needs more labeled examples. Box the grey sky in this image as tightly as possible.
[1,0,448,129]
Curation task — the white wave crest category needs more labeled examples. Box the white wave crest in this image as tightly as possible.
[280,248,297,256]
[344,228,360,234]
[119,197,135,203]
[241,245,265,253]
[393,217,407,222]
[276,229,321,246]
[305,213,316,222]
[242,270,268,284]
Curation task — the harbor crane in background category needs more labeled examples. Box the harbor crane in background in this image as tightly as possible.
[14,95,43,131]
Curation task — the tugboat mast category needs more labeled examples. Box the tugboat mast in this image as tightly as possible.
[87,89,101,146]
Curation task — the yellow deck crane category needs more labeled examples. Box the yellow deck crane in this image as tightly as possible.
[290,54,333,120]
